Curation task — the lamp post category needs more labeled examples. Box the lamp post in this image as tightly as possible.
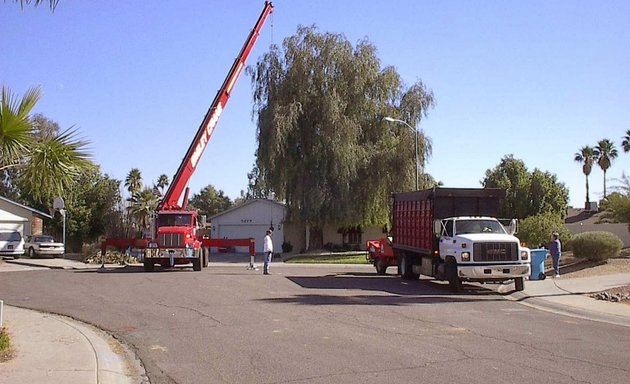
[53,197,66,258]
[384,116,419,190]
[59,209,66,257]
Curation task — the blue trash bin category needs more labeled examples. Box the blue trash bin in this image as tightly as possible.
[530,249,549,280]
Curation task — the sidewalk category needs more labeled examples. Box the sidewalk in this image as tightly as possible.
[0,305,146,384]
[0,258,146,384]
[500,273,630,328]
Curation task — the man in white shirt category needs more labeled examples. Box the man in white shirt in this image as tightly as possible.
[263,228,273,275]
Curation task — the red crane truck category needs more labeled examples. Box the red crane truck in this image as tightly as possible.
[101,2,274,271]
[367,188,531,291]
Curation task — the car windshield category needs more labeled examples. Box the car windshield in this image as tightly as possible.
[455,219,506,235]
[35,236,55,243]
[0,232,21,241]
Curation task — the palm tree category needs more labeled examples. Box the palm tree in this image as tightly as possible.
[128,187,159,230]
[124,168,143,196]
[157,174,169,194]
[1,86,92,203]
[0,85,40,170]
[574,146,595,206]
[20,127,92,203]
[593,139,618,199]
[622,130,630,153]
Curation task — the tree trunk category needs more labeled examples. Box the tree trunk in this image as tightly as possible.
[585,174,590,205]
[309,227,323,250]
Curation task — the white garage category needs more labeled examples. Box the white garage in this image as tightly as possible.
[0,196,51,236]
[210,199,286,254]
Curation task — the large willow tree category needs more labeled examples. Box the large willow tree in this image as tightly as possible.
[249,26,434,233]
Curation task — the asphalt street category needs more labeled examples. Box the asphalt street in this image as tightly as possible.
[1,262,629,384]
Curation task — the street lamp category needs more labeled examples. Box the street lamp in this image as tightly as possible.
[383,116,419,190]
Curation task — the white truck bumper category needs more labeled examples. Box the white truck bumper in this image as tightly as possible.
[458,264,530,280]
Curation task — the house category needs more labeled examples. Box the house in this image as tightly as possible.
[284,222,384,253]
[565,208,630,247]
[209,199,287,254]
[210,198,385,254]
[0,195,52,238]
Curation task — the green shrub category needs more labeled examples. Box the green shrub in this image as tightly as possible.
[281,241,293,253]
[569,231,623,262]
[0,327,13,362]
[518,212,572,249]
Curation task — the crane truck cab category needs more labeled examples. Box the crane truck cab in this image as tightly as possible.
[144,211,204,271]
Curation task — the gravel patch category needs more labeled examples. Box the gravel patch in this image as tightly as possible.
[555,253,630,305]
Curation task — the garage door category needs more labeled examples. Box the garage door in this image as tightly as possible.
[216,224,284,253]
[216,224,267,253]
[0,223,22,232]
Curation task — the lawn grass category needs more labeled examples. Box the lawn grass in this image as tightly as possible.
[285,253,370,264]
[0,327,14,362]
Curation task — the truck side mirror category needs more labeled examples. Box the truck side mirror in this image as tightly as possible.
[200,215,207,228]
[507,219,518,235]
[433,220,442,237]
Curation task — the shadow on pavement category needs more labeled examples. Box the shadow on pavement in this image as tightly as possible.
[270,272,509,306]
[258,293,492,306]
[74,265,194,273]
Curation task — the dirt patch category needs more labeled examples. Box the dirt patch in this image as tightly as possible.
[552,251,630,305]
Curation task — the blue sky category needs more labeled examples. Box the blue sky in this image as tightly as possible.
[2,0,629,208]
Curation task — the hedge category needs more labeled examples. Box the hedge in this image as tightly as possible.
[569,231,623,262]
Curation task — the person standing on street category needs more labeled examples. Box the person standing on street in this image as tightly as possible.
[263,228,273,275]
[548,232,562,277]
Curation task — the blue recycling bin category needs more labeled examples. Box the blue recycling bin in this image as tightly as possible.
[530,249,549,280]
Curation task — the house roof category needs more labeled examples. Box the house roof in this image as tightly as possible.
[209,198,286,220]
[0,195,53,219]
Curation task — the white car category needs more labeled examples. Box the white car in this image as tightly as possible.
[0,231,24,258]
[23,235,65,258]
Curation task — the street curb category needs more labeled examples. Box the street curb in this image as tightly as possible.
[2,305,148,384]
[502,286,630,328]
[4,259,73,270]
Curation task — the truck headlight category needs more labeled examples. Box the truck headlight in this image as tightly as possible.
[461,252,470,261]
[521,250,529,260]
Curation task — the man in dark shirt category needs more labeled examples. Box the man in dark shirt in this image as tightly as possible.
[548,232,562,277]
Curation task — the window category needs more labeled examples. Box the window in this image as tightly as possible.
[348,230,362,245]
[455,219,506,235]
[34,236,55,243]
[0,231,21,241]
[443,220,453,237]
[157,214,192,227]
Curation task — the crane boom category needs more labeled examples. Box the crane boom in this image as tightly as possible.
[159,1,273,210]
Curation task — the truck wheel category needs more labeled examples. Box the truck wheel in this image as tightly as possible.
[28,247,36,258]
[202,248,209,268]
[399,253,419,280]
[446,259,463,293]
[192,249,202,271]
[375,259,387,275]
[143,260,154,272]
[514,277,525,291]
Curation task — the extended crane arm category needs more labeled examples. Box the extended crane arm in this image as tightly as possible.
[159,1,273,210]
